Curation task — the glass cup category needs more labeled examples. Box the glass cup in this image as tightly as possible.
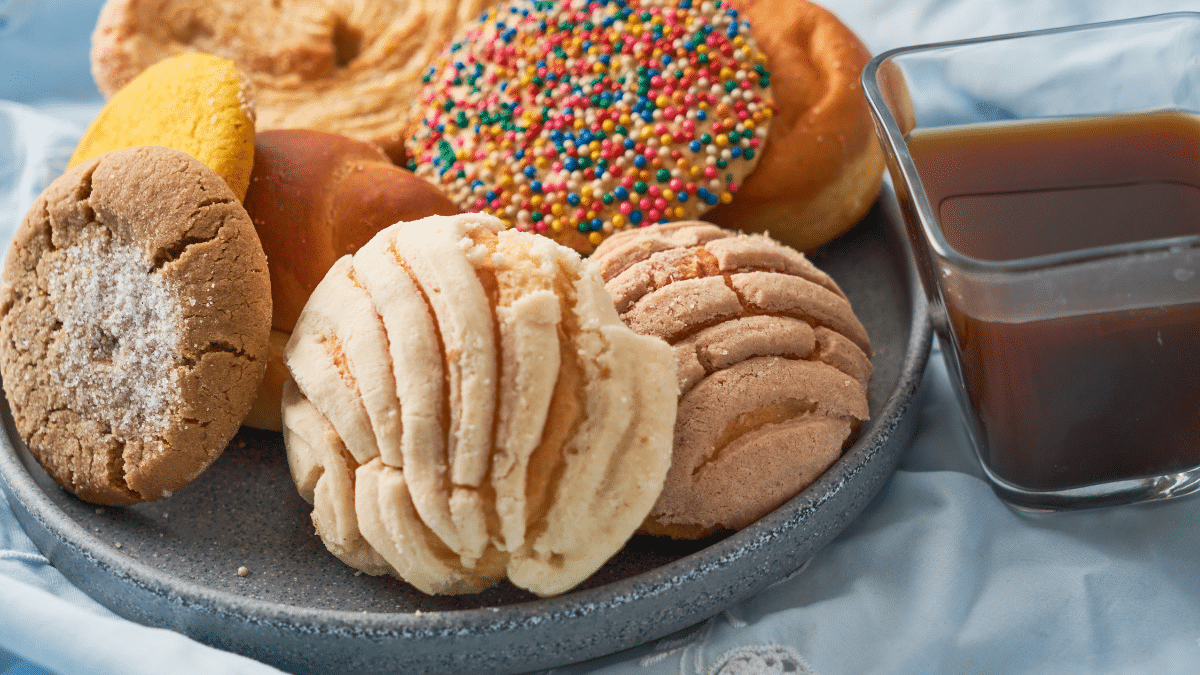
[862,13,1200,511]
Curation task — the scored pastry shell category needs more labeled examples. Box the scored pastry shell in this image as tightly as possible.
[282,213,675,596]
[589,220,873,539]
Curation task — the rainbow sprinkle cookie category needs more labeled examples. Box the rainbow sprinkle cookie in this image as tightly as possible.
[405,0,774,253]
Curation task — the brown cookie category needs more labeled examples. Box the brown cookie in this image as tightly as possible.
[0,146,271,506]
[589,221,872,539]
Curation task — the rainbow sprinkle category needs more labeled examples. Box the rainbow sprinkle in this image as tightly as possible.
[406,0,774,251]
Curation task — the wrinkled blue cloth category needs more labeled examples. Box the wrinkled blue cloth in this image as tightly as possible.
[3,1,1200,673]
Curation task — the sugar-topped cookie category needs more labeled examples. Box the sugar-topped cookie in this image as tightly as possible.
[0,146,271,505]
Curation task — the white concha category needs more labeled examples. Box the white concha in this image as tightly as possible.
[281,213,678,597]
[389,213,501,565]
[351,225,465,563]
[355,458,507,595]
[283,256,384,466]
[281,379,393,576]
[506,268,677,596]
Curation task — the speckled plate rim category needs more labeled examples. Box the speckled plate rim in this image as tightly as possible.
[0,183,932,674]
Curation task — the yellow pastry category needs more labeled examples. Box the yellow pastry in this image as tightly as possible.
[70,53,256,200]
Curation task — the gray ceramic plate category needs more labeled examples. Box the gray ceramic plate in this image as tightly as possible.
[0,184,930,675]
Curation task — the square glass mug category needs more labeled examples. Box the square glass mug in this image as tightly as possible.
[862,13,1200,511]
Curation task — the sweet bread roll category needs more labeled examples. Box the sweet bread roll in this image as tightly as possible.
[90,0,504,163]
[589,221,872,539]
[282,213,677,596]
[702,0,884,251]
[241,129,459,431]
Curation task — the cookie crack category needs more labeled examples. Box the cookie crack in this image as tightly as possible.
[718,277,852,351]
[108,436,134,494]
[34,407,71,434]
[809,339,868,384]
[200,340,256,359]
[74,166,97,231]
[38,202,57,256]
[178,341,258,370]
[191,196,237,212]
[151,233,218,269]
[724,271,750,313]
[150,204,234,270]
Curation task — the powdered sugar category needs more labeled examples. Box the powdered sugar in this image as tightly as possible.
[43,232,183,436]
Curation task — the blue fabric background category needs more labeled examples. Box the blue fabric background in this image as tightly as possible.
[3,1,1200,673]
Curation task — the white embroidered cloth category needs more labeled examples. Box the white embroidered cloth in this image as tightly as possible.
[3,1,1200,673]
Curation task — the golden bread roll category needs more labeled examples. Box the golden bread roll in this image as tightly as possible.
[241,129,459,431]
[69,52,256,201]
[703,0,885,251]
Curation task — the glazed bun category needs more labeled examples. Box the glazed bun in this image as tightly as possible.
[704,0,885,251]
[242,129,459,430]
